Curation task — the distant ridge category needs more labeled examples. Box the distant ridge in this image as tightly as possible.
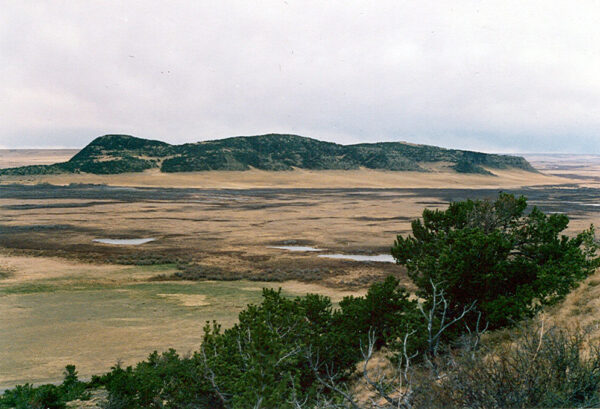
[0,134,537,176]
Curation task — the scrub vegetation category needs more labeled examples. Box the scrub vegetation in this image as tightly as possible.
[2,194,598,408]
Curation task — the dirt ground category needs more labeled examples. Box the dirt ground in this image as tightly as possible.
[1,150,599,389]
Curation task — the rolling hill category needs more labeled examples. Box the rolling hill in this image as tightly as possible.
[0,134,537,176]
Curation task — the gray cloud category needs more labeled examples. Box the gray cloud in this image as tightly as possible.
[1,1,599,153]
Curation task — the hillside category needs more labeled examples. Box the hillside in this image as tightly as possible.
[0,134,537,176]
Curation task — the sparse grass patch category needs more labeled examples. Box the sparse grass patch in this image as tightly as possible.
[0,277,359,388]
[0,268,11,280]
[107,254,187,266]
[573,294,591,308]
[132,263,178,272]
[0,278,122,295]
[150,262,344,283]
[1,283,60,294]
[570,305,595,316]
[588,278,600,287]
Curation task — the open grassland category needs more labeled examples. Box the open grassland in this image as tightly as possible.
[0,254,363,388]
[1,183,599,388]
[525,153,600,188]
[1,151,599,389]
[542,267,600,343]
[0,149,78,170]
[0,167,575,189]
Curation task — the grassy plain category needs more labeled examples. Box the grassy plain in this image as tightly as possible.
[0,166,574,189]
[0,150,599,388]
[0,254,363,387]
[0,149,78,169]
[523,153,600,188]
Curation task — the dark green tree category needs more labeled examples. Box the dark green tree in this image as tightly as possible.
[334,276,424,352]
[392,193,599,329]
[197,289,353,408]
[0,365,90,409]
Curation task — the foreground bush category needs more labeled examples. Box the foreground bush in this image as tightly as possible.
[0,365,89,409]
[95,350,214,409]
[96,277,421,408]
[300,324,600,408]
[392,193,599,329]
[6,282,600,408]
[411,324,600,408]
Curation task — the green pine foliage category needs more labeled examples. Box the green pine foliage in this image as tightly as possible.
[392,193,600,329]
[93,278,421,408]
[0,365,89,409]
[452,159,495,175]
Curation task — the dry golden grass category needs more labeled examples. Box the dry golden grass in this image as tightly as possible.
[157,293,210,306]
[0,167,575,189]
[526,154,600,188]
[543,269,600,340]
[349,348,401,406]
[1,150,599,390]
[0,252,366,388]
[0,253,141,284]
[66,389,107,409]
[0,187,421,288]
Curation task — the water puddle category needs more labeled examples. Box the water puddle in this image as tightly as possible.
[93,238,156,245]
[269,245,396,263]
[268,245,322,252]
[317,254,396,263]
[563,201,600,207]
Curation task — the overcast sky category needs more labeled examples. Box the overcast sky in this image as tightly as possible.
[1,1,600,153]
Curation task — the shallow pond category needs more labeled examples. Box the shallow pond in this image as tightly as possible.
[93,238,156,245]
[269,245,395,262]
[318,254,396,263]
[268,245,322,252]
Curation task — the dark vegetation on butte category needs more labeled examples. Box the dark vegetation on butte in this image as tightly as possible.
[0,134,535,176]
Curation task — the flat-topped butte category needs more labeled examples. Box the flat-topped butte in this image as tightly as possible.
[0,134,536,176]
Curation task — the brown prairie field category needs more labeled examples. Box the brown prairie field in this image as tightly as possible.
[0,149,78,169]
[1,151,599,388]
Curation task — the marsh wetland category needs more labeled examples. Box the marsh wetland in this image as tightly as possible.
[1,156,600,389]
